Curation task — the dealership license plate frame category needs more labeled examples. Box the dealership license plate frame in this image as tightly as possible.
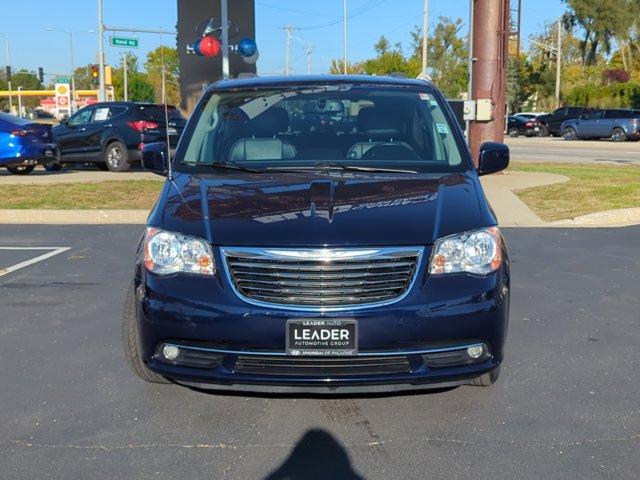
[286,319,358,356]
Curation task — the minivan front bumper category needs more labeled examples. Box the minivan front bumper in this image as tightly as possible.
[135,247,509,391]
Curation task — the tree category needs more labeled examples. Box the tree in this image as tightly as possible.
[410,18,468,98]
[144,46,180,105]
[329,59,365,74]
[507,56,539,112]
[563,0,633,65]
[111,53,155,102]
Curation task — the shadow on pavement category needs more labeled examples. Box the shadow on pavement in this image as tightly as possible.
[263,429,365,480]
[185,383,458,400]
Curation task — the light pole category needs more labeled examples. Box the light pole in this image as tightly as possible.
[0,32,12,111]
[421,0,428,77]
[343,0,348,74]
[45,28,94,111]
[17,85,22,117]
[97,0,106,101]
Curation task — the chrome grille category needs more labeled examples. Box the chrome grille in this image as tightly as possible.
[221,247,423,310]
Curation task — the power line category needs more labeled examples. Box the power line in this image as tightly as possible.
[257,2,341,18]
[302,0,388,31]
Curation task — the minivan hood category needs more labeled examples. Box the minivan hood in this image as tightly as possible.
[158,170,495,246]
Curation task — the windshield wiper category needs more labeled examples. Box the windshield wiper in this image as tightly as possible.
[314,162,418,174]
[210,161,264,173]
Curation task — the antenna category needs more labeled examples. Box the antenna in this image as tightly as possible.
[160,33,173,180]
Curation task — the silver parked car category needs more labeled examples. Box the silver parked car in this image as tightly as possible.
[561,109,640,141]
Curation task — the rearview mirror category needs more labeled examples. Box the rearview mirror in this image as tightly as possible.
[141,142,168,176]
[478,142,509,176]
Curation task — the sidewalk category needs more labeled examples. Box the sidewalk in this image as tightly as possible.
[480,170,569,227]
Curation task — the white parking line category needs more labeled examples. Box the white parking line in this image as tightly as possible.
[0,247,71,277]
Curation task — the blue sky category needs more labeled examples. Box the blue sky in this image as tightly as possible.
[1,0,566,79]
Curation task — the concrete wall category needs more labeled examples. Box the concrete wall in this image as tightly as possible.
[176,0,256,113]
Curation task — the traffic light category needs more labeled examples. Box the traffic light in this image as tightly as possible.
[5,66,10,82]
[90,64,99,87]
[38,67,44,84]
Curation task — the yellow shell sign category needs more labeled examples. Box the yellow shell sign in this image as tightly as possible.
[57,85,68,95]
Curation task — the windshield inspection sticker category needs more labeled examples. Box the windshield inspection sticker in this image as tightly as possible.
[436,123,449,134]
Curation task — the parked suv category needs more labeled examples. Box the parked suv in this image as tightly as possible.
[537,106,590,136]
[123,75,510,393]
[52,102,186,171]
[561,109,640,141]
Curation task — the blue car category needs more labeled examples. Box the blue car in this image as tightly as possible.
[123,75,510,394]
[0,112,58,174]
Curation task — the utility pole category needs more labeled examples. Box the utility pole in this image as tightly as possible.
[97,0,106,101]
[305,44,313,74]
[421,0,428,77]
[122,52,128,101]
[0,33,12,111]
[468,0,509,164]
[466,0,474,140]
[283,25,295,75]
[343,0,348,74]
[220,0,230,79]
[17,86,22,117]
[555,16,562,109]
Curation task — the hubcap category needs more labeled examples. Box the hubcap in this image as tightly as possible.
[107,146,123,167]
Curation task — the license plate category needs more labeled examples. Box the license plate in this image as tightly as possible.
[286,319,357,356]
[534,126,540,131]
[167,127,177,135]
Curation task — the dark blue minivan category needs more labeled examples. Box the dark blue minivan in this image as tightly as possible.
[124,75,510,393]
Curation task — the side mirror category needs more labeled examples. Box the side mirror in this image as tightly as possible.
[478,142,509,176]
[141,142,168,176]
[59,118,68,126]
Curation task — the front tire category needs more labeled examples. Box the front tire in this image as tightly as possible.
[563,127,577,141]
[508,127,519,138]
[611,127,627,142]
[6,165,36,175]
[104,141,130,172]
[469,365,500,387]
[44,161,62,172]
[122,282,171,384]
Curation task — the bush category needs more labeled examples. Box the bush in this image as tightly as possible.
[565,82,640,108]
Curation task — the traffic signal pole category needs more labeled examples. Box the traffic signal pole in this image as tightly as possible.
[97,0,106,101]
[468,0,509,164]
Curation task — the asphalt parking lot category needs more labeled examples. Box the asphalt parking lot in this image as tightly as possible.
[1,224,639,479]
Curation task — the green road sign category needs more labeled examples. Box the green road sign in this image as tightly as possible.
[110,36,139,48]
[56,76,70,84]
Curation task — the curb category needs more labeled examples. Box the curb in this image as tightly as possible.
[0,209,149,224]
[550,207,640,228]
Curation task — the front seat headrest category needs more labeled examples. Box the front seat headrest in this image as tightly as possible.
[247,107,289,137]
[229,138,297,162]
[357,107,400,136]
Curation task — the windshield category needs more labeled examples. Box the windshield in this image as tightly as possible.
[178,84,468,173]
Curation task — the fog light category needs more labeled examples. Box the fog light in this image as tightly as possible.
[162,344,180,360]
[467,345,484,359]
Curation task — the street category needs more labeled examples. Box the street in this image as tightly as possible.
[1,224,639,479]
[505,136,640,165]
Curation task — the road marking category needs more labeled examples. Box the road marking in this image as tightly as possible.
[0,247,71,277]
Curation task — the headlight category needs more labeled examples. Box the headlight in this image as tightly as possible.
[143,227,215,276]
[429,226,502,275]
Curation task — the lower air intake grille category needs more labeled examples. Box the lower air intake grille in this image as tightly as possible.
[222,247,423,310]
[234,355,411,376]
